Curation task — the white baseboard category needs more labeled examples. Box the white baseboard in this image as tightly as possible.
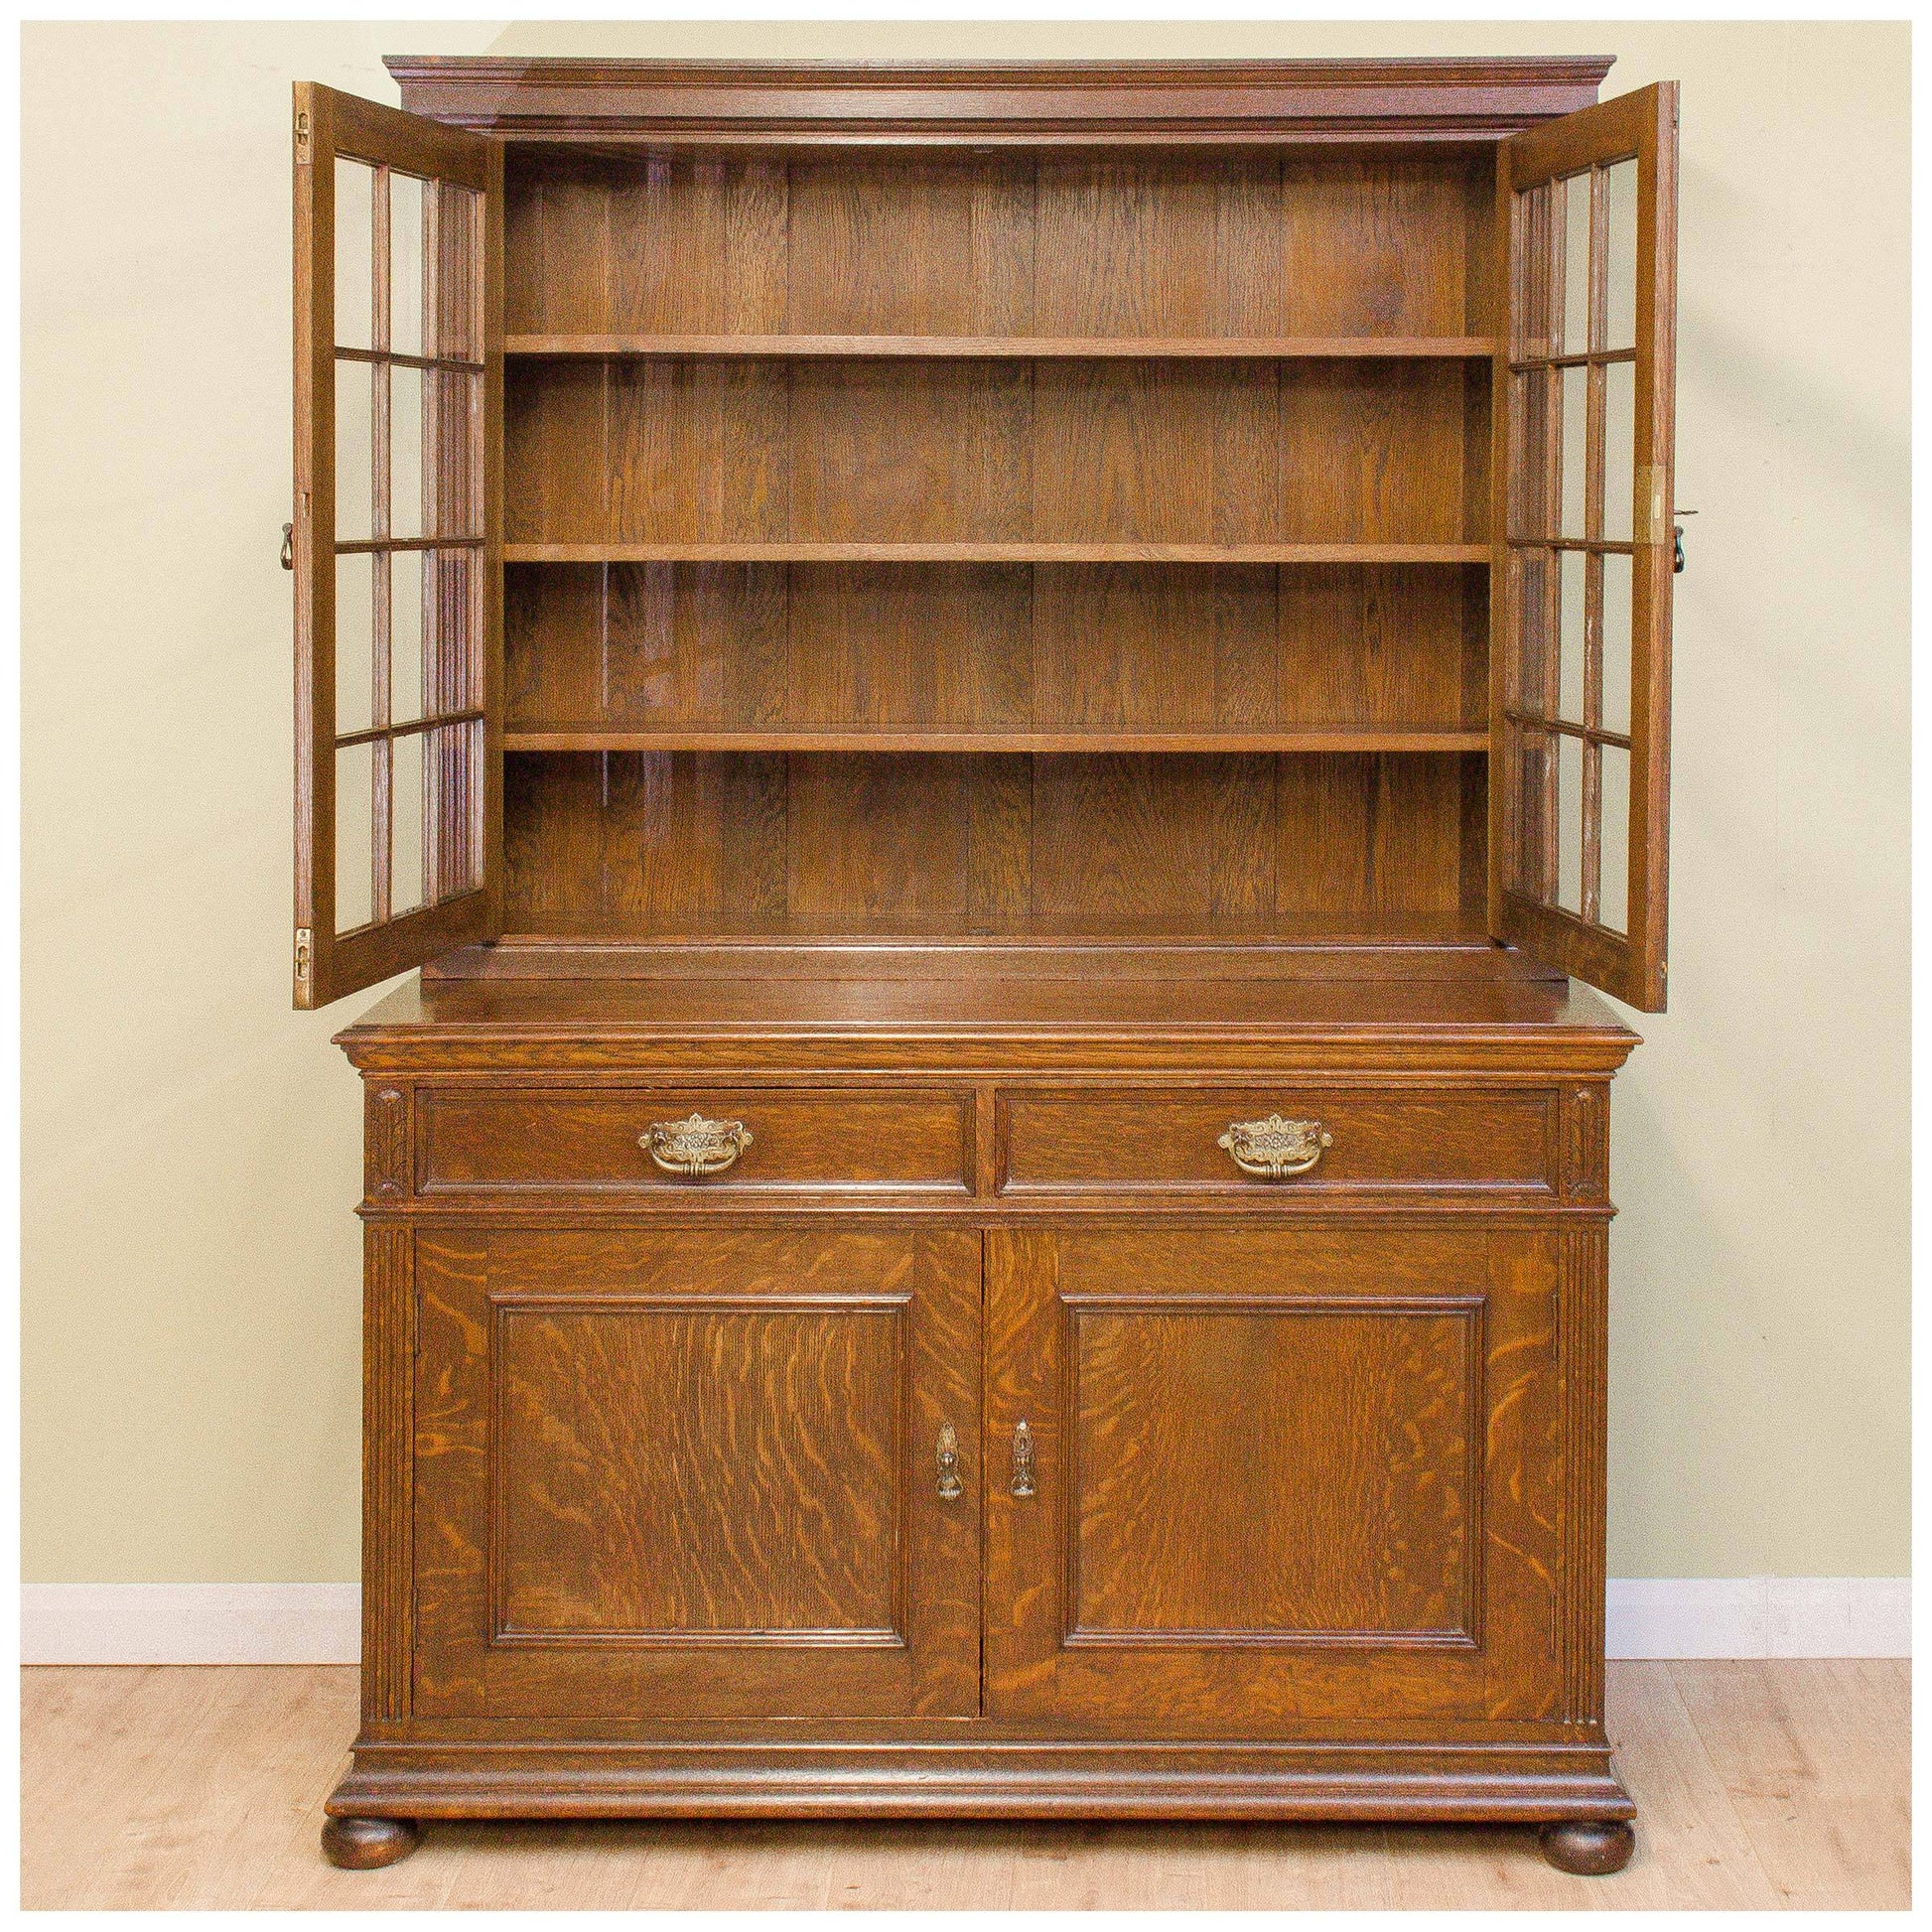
[1605,1576,1911,1659]
[20,1578,1909,1666]
[21,1584,361,1664]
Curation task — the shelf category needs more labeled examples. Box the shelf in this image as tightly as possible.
[504,542,1491,567]
[504,729,1491,756]
[506,334,1499,360]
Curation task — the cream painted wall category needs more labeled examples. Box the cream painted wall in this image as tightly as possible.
[22,20,1908,1585]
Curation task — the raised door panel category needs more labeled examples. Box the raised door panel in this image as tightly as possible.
[985,1223,1575,1731]
[413,1224,981,1720]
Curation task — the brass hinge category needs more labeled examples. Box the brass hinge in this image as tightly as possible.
[294,107,312,163]
[294,926,313,989]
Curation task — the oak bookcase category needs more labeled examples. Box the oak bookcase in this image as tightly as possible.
[290,57,1677,1877]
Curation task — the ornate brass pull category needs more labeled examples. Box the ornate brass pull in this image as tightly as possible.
[642,1113,753,1177]
[280,521,295,570]
[1011,1420,1035,1498]
[1218,1114,1333,1180]
[936,1422,963,1502]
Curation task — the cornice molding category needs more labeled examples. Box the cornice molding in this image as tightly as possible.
[384,55,1616,146]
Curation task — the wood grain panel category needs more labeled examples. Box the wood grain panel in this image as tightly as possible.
[1033,363,1281,544]
[1276,565,1485,730]
[607,361,790,543]
[413,1224,982,1721]
[509,563,1480,739]
[1034,157,1282,338]
[1068,1300,1475,1639]
[506,563,790,731]
[504,750,1483,939]
[503,751,788,934]
[1280,363,1477,543]
[417,1083,971,1193]
[504,361,604,544]
[784,753,1032,929]
[505,152,787,336]
[503,155,610,336]
[790,361,1033,542]
[1276,753,1478,917]
[998,1085,1558,1195]
[785,564,1033,731]
[1030,754,1276,929]
[496,1299,903,1634]
[1281,157,1480,336]
[507,359,1487,550]
[1033,564,1277,731]
[786,158,1033,336]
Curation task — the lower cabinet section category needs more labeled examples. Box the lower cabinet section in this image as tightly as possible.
[410,1223,982,1721]
[402,1214,1593,1741]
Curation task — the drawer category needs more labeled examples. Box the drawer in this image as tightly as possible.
[998,1086,1558,1196]
[417,1086,972,1195]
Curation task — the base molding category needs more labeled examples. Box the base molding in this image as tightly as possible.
[328,1739,1635,1825]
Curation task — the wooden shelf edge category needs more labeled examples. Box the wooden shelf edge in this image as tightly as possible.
[505,333,1500,360]
[503,730,1491,755]
[502,543,1491,566]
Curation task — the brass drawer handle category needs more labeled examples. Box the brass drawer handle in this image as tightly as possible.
[642,1113,753,1177]
[936,1422,963,1502]
[1218,1114,1333,1180]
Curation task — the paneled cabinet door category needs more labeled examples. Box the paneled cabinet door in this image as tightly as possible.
[411,1224,982,1721]
[985,1223,1601,1731]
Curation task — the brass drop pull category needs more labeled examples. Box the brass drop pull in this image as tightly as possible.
[642,1113,753,1177]
[936,1422,963,1502]
[1218,1114,1333,1180]
[1010,1420,1035,1498]
[280,521,295,570]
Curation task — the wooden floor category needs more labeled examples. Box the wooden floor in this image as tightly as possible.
[19,1661,1909,1909]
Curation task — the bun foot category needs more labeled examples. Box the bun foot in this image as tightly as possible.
[1540,1819,1635,1875]
[322,1816,421,1869]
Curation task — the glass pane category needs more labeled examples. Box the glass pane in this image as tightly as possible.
[392,730,426,916]
[1559,365,1588,540]
[1511,726,1554,898]
[1601,551,1633,738]
[391,172,427,358]
[334,158,374,350]
[391,364,425,541]
[391,549,425,724]
[334,357,373,542]
[1604,158,1639,352]
[335,741,374,934]
[1602,358,1636,544]
[1562,172,1592,356]
[1559,550,1587,724]
[1513,546,1554,712]
[1509,370,1552,540]
[335,551,375,737]
[438,371,483,537]
[1599,744,1631,933]
[1557,732,1584,914]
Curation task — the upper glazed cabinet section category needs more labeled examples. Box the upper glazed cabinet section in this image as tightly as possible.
[292,61,1675,1009]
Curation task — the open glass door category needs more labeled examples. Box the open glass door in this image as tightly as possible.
[1490,83,1677,1012]
[293,83,501,1008]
